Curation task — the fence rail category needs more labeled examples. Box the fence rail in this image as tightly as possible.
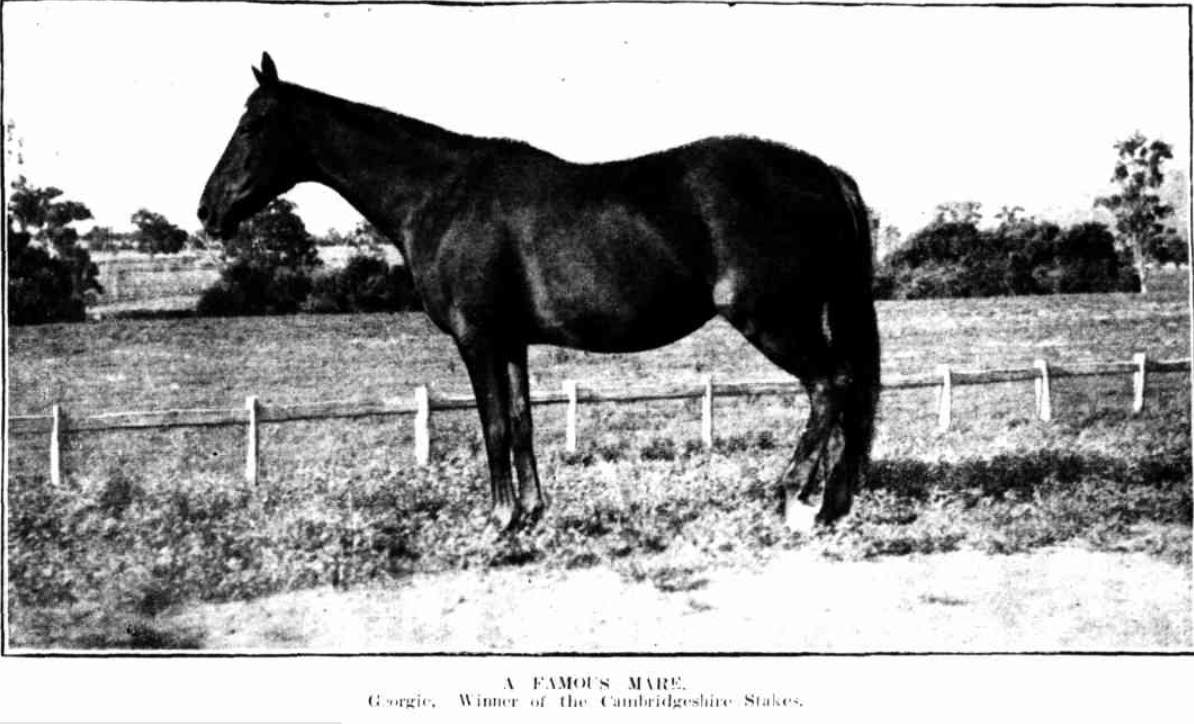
[8,356,1189,485]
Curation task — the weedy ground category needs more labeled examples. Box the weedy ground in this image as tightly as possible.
[6,288,1191,648]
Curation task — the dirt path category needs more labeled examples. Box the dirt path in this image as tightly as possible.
[175,545,1191,652]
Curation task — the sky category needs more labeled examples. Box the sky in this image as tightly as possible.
[3,1,1190,239]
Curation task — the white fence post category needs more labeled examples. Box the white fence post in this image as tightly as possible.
[701,375,714,449]
[1034,359,1052,422]
[1132,352,1147,414]
[936,365,952,432]
[244,396,259,485]
[49,404,63,486]
[414,385,431,465]
[563,379,578,453]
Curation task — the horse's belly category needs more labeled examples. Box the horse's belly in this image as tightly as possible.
[513,202,716,352]
[526,280,713,353]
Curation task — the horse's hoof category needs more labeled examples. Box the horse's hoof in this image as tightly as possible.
[783,489,818,534]
[486,504,522,537]
[815,488,854,528]
[519,499,547,529]
[814,506,849,528]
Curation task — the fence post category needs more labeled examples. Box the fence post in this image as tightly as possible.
[49,404,63,486]
[244,396,259,485]
[563,379,578,453]
[1034,358,1052,422]
[414,385,430,465]
[936,365,952,432]
[701,375,714,449]
[1132,352,1147,414]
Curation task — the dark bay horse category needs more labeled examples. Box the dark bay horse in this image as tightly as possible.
[199,53,880,532]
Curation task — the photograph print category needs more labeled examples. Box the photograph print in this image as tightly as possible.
[3,1,1191,653]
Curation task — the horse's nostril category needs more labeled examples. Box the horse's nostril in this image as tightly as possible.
[197,205,209,223]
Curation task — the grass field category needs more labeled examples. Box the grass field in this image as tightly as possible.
[6,287,1192,648]
[91,252,222,311]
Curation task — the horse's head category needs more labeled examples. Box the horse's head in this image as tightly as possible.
[198,53,304,239]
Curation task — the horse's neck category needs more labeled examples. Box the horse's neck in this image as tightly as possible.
[297,91,474,256]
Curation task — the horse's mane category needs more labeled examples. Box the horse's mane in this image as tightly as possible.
[282,81,545,157]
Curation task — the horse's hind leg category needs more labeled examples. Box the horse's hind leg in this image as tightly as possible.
[722,303,849,528]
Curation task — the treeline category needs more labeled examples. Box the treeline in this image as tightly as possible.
[873,216,1143,300]
[5,176,418,324]
[871,131,1187,299]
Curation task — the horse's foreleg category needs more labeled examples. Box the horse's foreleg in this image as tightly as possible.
[506,344,546,526]
[458,341,521,533]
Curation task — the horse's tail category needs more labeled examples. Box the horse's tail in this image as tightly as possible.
[826,166,881,493]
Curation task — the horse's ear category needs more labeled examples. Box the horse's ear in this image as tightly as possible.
[253,52,279,87]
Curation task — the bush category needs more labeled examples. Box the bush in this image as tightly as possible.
[198,255,420,317]
[197,259,313,317]
[8,246,90,324]
[1144,230,1190,266]
[6,177,102,325]
[305,255,421,314]
[876,218,1139,300]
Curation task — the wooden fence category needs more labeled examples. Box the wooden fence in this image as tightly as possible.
[8,355,1189,486]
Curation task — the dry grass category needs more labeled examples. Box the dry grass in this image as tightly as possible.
[6,287,1191,648]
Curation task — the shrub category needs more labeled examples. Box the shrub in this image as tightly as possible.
[305,255,421,313]
[195,198,328,318]
[7,245,93,324]
[197,258,313,317]
[6,176,102,325]
[877,218,1139,299]
[198,253,421,318]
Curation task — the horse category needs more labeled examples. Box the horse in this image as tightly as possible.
[199,53,880,533]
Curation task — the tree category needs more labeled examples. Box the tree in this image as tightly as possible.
[874,212,1136,300]
[318,227,349,247]
[866,206,882,239]
[933,201,983,226]
[1095,132,1179,293]
[1049,222,1132,294]
[7,175,103,324]
[994,205,1027,228]
[197,198,320,317]
[222,198,320,269]
[186,231,208,251]
[346,220,389,256]
[84,225,120,252]
[130,208,188,255]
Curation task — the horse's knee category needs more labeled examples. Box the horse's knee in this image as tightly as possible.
[482,413,510,447]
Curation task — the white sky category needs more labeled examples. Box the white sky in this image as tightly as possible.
[3,1,1190,237]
